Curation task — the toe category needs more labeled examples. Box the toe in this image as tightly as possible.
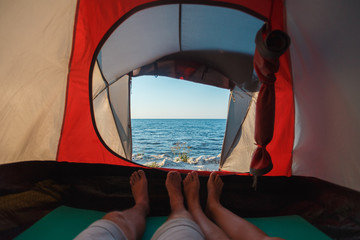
[184,173,190,183]
[130,170,142,185]
[138,170,145,179]
[209,172,216,181]
[133,171,140,181]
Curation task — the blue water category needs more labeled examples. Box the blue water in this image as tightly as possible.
[131,119,226,170]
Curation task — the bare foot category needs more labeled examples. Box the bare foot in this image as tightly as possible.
[130,170,149,214]
[183,171,201,212]
[165,171,184,212]
[206,172,223,217]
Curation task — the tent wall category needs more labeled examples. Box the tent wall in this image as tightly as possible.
[220,89,257,172]
[0,0,77,164]
[0,0,295,177]
[57,0,162,166]
[92,63,128,159]
[220,87,257,172]
[58,0,295,176]
[107,75,132,159]
[287,0,360,191]
[257,0,294,177]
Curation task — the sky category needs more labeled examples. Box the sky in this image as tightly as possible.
[130,76,229,119]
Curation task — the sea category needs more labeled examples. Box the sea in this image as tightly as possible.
[131,119,227,171]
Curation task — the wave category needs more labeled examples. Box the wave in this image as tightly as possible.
[132,154,221,171]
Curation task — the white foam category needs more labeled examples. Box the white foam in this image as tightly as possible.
[132,154,220,171]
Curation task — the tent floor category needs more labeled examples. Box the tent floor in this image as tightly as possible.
[1,161,360,239]
[15,206,331,240]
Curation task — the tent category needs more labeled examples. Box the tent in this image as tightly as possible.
[1,0,360,239]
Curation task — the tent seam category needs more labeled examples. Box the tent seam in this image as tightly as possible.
[56,0,81,162]
[179,3,182,52]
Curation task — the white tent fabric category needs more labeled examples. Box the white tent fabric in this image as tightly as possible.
[92,62,127,158]
[98,4,263,83]
[108,75,132,159]
[0,0,77,163]
[93,88,126,158]
[97,4,262,162]
[134,51,255,90]
[288,0,360,191]
[180,4,261,54]
[99,5,179,83]
[220,87,257,172]
[92,62,107,100]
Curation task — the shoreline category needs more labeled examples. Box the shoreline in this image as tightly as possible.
[132,154,220,171]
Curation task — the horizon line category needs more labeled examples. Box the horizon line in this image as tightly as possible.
[131,118,226,120]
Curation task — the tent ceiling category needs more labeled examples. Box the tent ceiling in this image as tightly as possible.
[133,50,258,91]
[97,4,263,85]
[92,3,264,164]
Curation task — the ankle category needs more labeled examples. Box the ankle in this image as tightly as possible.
[206,199,220,212]
[171,201,186,213]
[188,203,202,214]
[186,196,201,208]
[134,202,149,215]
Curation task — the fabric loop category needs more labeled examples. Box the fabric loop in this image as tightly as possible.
[254,50,278,84]
[255,25,291,60]
[250,24,290,178]
[250,146,273,176]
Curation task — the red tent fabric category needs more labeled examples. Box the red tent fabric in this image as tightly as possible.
[250,24,291,177]
[57,0,294,176]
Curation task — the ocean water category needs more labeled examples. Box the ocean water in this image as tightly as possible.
[131,119,226,171]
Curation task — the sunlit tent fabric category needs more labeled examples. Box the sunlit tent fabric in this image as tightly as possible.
[63,1,295,176]
[1,0,360,190]
[1,1,360,239]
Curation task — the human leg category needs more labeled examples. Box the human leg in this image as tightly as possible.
[183,171,229,240]
[165,171,193,220]
[101,169,149,240]
[151,171,204,240]
[206,172,283,240]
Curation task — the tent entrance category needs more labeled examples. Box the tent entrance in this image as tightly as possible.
[130,75,229,170]
[91,3,263,172]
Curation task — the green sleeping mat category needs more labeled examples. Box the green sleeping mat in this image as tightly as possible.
[15,206,331,240]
